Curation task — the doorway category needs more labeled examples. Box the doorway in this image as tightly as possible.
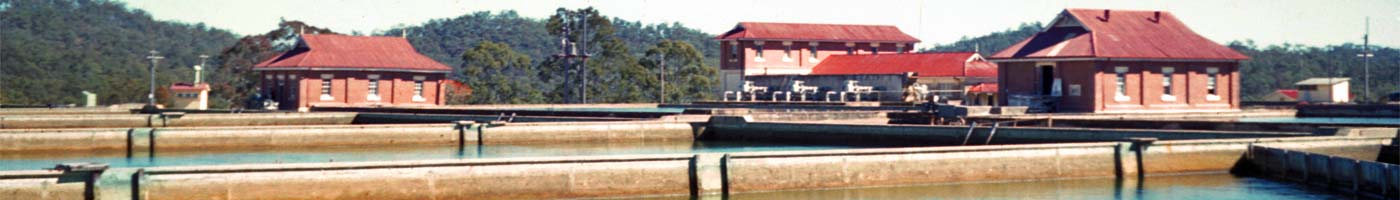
[1039,65,1055,95]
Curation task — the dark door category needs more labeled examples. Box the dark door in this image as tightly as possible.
[1040,65,1054,95]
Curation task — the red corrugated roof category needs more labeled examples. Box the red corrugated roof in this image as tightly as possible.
[967,83,998,93]
[809,52,997,77]
[991,9,1248,60]
[1276,89,1299,100]
[169,83,209,91]
[255,34,452,72]
[716,22,920,43]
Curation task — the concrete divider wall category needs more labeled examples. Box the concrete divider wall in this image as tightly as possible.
[723,143,1131,193]
[0,170,87,200]
[0,112,359,129]
[0,128,130,152]
[484,121,695,144]
[1249,145,1400,198]
[3,135,1394,199]
[0,121,698,153]
[1141,136,1391,174]
[705,116,1309,146]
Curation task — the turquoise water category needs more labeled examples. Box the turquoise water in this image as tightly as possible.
[510,107,687,113]
[633,173,1346,200]
[0,141,850,171]
[1238,117,1399,125]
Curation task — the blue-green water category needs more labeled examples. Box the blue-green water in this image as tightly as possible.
[1238,117,1399,125]
[0,141,849,171]
[634,173,1346,200]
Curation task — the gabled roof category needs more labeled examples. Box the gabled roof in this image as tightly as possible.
[1275,89,1299,100]
[255,34,452,72]
[809,52,996,77]
[1295,78,1350,85]
[990,9,1248,61]
[968,83,999,93]
[715,22,920,43]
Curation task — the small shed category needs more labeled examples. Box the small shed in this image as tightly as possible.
[1294,78,1350,103]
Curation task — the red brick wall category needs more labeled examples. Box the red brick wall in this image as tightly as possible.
[1095,61,1238,112]
[259,71,446,110]
[720,40,913,75]
[999,60,1240,113]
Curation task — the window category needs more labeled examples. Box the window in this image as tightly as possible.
[754,44,765,62]
[1206,67,1219,95]
[870,47,879,55]
[733,43,744,62]
[367,75,381,101]
[1161,67,1175,101]
[846,47,854,55]
[1114,67,1129,102]
[320,74,333,100]
[809,47,818,60]
[412,76,427,102]
[782,45,792,62]
[414,81,423,96]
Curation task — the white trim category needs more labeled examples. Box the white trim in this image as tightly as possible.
[276,75,286,80]
[1160,94,1177,102]
[1206,95,1221,101]
[264,75,272,80]
[1114,95,1131,102]
[869,42,881,47]
[413,76,426,81]
[367,74,381,79]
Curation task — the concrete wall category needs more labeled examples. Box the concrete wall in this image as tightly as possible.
[703,116,1308,146]
[1000,118,1399,133]
[1248,145,1399,198]
[0,121,697,153]
[0,112,358,129]
[2,135,1392,199]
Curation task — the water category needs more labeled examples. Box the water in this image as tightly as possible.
[0,141,852,171]
[634,173,1347,200]
[1238,117,1399,125]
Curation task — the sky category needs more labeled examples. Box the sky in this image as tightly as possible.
[122,0,1399,49]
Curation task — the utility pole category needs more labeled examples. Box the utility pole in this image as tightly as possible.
[659,53,667,104]
[553,10,591,104]
[1357,17,1373,102]
[145,50,164,107]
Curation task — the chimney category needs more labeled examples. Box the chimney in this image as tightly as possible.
[401,29,407,38]
[1152,11,1162,23]
[1102,9,1111,21]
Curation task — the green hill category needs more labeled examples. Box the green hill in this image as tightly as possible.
[1,0,238,105]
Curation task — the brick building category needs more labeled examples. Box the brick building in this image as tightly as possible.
[254,34,452,111]
[715,22,920,92]
[988,9,1249,113]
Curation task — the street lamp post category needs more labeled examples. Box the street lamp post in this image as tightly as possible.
[145,50,163,107]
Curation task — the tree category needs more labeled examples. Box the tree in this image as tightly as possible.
[459,41,544,104]
[207,20,337,108]
[642,40,716,103]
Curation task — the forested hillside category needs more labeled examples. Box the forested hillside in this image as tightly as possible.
[381,9,719,104]
[0,0,238,105]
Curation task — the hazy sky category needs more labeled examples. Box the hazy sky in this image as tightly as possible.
[122,0,1399,49]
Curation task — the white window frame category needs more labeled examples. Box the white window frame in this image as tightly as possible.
[1160,67,1176,102]
[367,74,381,101]
[781,41,793,62]
[320,74,334,101]
[808,42,820,62]
[753,41,766,62]
[1206,67,1221,101]
[1114,67,1130,102]
[412,76,427,102]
